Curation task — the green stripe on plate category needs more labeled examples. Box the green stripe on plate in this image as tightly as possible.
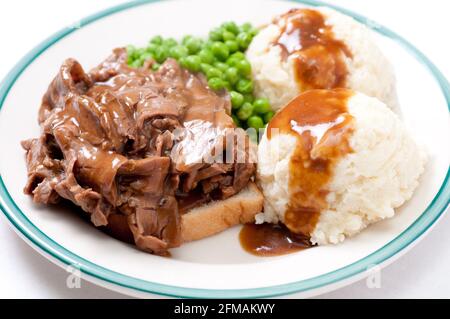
[0,0,449,298]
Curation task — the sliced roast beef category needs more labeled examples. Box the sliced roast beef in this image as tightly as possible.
[22,48,255,255]
[39,59,92,124]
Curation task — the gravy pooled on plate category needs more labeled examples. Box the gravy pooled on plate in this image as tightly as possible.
[239,223,311,256]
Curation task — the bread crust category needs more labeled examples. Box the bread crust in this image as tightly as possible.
[181,182,264,242]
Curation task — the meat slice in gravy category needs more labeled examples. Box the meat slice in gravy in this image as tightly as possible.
[22,48,255,255]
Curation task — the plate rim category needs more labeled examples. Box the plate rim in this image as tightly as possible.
[0,0,449,298]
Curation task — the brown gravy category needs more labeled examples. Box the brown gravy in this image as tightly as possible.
[273,9,352,90]
[267,89,354,238]
[239,223,311,256]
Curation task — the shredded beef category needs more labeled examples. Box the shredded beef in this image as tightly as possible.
[22,48,255,255]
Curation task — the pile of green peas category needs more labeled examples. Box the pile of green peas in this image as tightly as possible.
[126,21,274,131]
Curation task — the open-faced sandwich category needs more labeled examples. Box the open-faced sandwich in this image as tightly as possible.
[22,48,263,256]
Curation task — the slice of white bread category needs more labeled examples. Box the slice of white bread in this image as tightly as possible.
[104,182,263,249]
[181,182,264,242]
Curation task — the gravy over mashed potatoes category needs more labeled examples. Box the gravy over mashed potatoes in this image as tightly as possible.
[246,7,398,111]
[256,89,426,245]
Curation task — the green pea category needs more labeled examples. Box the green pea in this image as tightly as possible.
[237,102,254,120]
[136,48,146,57]
[154,46,169,63]
[237,32,253,50]
[161,44,173,54]
[224,67,239,85]
[205,67,222,79]
[200,63,213,74]
[253,98,271,114]
[208,77,225,91]
[232,114,241,127]
[240,23,252,32]
[264,111,275,123]
[198,49,215,64]
[222,21,240,35]
[127,45,137,56]
[182,35,193,45]
[247,115,265,129]
[231,52,246,60]
[211,42,230,61]
[226,56,239,67]
[150,35,163,45]
[126,53,136,64]
[146,43,158,54]
[179,56,188,68]
[141,52,153,62]
[222,30,236,41]
[163,38,177,47]
[130,59,142,68]
[222,80,232,91]
[214,61,228,72]
[183,55,202,72]
[204,40,214,49]
[249,27,260,37]
[152,63,161,71]
[236,78,253,94]
[169,45,189,59]
[225,40,239,53]
[227,52,246,67]
[236,59,251,77]
[243,93,254,104]
[185,37,203,54]
[230,91,244,109]
[209,28,223,41]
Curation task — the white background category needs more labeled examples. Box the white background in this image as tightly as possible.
[0,0,449,298]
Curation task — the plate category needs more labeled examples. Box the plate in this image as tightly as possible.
[0,0,449,298]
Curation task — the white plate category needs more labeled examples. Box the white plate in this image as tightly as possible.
[0,0,449,298]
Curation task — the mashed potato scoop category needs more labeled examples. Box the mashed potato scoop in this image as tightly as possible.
[247,7,398,111]
[257,89,425,245]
